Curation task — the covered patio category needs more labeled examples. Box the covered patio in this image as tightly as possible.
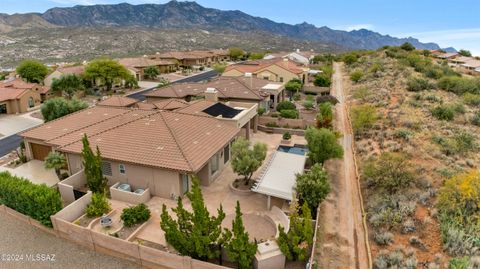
[252,150,307,209]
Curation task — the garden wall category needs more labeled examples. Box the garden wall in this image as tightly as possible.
[58,169,86,204]
[259,116,307,129]
[110,182,151,205]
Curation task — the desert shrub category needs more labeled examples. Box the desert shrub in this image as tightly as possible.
[350,70,364,83]
[433,132,476,155]
[472,112,480,126]
[463,93,480,106]
[316,95,338,105]
[276,101,296,112]
[438,76,480,95]
[265,122,279,127]
[401,42,415,51]
[302,100,314,110]
[280,109,299,119]
[369,207,403,229]
[369,62,384,74]
[121,203,151,227]
[342,53,359,65]
[305,94,315,101]
[374,232,394,245]
[257,107,265,116]
[451,102,466,114]
[424,66,443,79]
[316,102,333,128]
[448,257,470,269]
[313,74,331,87]
[407,77,435,92]
[0,171,62,227]
[282,132,291,140]
[402,218,416,233]
[431,105,455,121]
[293,92,301,101]
[305,127,343,164]
[86,193,111,218]
[353,87,371,101]
[424,94,442,103]
[295,164,330,213]
[351,104,377,134]
[363,152,416,194]
[394,129,413,140]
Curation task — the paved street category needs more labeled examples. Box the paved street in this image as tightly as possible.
[0,113,42,137]
[128,70,218,101]
[0,214,141,269]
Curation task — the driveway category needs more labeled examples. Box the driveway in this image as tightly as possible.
[0,160,59,187]
[0,112,42,138]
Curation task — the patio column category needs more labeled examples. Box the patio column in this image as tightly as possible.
[267,195,271,210]
[253,115,258,133]
[245,121,251,140]
[273,94,278,109]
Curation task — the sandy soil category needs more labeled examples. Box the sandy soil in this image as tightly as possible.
[314,62,369,269]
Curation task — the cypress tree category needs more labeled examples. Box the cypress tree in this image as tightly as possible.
[82,134,107,193]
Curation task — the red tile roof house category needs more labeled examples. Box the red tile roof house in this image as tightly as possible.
[144,76,286,112]
[151,49,230,69]
[44,65,85,88]
[0,78,50,114]
[20,106,240,200]
[118,57,177,80]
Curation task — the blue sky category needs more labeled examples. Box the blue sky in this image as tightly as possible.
[3,0,480,55]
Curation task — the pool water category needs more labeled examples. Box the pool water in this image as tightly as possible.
[277,144,307,156]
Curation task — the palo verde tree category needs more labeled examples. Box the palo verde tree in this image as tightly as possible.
[295,163,331,215]
[82,134,108,194]
[277,200,314,261]
[305,127,343,164]
[231,138,267,185]
[44,151,67,180]
[84,58,130,91]
[223,201,258,269]
[51,74,85,99]
[229,47,245,60]
[143,66,160,80]
[160,177,226,261]
[16,60,49,83]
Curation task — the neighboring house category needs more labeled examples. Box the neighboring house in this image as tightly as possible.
[433,52,459,60]
[151,49,230,69]
[118,57,177,80]
[44,65,85,88]
[448,56,473,66]
[264,49,316,66]
[20,106,240,197]
[460,59,480,75]
[97,96,139,107]
[223,58,307,83]
[0,78,46,114]
[143,76,285,111]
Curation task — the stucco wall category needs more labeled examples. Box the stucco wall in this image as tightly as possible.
[110,182,151,204]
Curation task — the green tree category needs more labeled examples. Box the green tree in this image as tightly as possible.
[363,152,416,194]
[296,163,331,213]
[351,104,377,134]
[342,53,359,65]
[458,49,472,57]
[316,102,333,128]
[285,79,302,96]
[44,151,67,179]
[223,201,258,269]
[143,66,160,80]
[86,192,111,217]
[276,100,297,112]
[160,178,225,261]
[248,52,265,60]
[305,127,343,164]
[400,42,416,51]
[82,135,108,194]
[229,48,245,60]
[51,74,85,99]
[84,58,130,91]
[213,63,227,73]
[313,74,331,87]
[41,98,88,122]
[16,60,48,83]
[231,138,267,185]
[277,201,313,261]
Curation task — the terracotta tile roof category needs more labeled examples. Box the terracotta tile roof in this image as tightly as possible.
[450,56,473,63]
[135,102,157,110]
[462,59,480,68]
[174,100,215,116]
[153,99,189,110]
[224,58,304,74]
[0,87,29,102]
[97,96,138,107]
[118,57,176,68]
[22,107,239,172]
[56,66,85,75]
[20,106,128,142]
[145,76,276,101]
[0,78,38,89]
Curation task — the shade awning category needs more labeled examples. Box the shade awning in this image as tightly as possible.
[252,151,306,200]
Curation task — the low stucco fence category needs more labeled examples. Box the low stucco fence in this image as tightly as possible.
[259,116,307,129]
[258,125,306,136]
[58,169,86,205]
[110,182,151,205]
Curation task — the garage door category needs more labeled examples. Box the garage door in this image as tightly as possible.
[0,103,6,114]
[30,143,52,161]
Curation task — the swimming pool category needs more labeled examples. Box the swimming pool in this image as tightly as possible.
[277,144,307,156]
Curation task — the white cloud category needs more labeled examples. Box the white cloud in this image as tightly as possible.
[399,28,480,56]
[342,24,374,31]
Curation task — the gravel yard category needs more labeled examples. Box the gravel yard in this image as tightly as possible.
[0,214,142,269]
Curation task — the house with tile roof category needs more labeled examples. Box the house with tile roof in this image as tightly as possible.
[118,57,177,80]
[97,96,139,108]
[143,76,285,112]
[0,78,49,114]
[223,58,307,83]
[151,49,230,68]
[20,106,241,198]
[44,65,85,88]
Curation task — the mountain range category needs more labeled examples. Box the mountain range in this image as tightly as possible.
[0,1,444,66]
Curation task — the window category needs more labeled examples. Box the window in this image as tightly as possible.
[210,154,219,175]
[263,76,269,80]
[28,97,34,108]
[119,164,126,174]
[224,144,230,164]
[101,161,112,176]
[279,77,284,82]
[181,174,189,194]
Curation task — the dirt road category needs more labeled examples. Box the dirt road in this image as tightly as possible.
[314,62,369,269]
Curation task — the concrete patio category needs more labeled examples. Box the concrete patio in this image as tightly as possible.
[0,160,59,187]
